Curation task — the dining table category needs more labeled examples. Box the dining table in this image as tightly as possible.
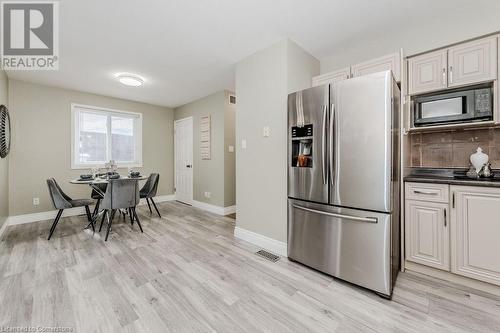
[70,174,148,231]
[70,174,148,196]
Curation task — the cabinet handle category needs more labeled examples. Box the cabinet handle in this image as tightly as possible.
[449,66,453,84]
[414,190,438,195]
[452,192,455,208]
[444,209,447,227]
[442,68,446,85]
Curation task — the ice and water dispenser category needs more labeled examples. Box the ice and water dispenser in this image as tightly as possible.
[291,124,313,168]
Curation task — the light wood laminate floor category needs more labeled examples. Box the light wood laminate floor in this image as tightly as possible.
[1,201,500,332]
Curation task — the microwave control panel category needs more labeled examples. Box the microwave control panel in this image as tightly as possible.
[475,88,492,115]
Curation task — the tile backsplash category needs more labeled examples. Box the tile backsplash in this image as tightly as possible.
[410,128,500,168]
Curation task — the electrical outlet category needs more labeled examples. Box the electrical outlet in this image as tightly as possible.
[241,139,247,149]
[263,126,271,137]
[33,197,40,206]
[228,145,234,153]
[204,192,211,198]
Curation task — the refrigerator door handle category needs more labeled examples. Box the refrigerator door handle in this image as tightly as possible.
[329,103,335,186]
[292,204,378,223]
[322,105,327,184]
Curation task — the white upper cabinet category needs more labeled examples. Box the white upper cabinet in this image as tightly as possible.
[408,50,448,95]
[448,36,497,88]
[451,186,500,286]
[312,67,350,87]
[312,52,401,87]
[351,52,401,82]
[408,36,498,95]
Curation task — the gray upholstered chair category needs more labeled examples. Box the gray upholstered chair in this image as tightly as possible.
[99,178,142,241]
[140,173,161,217]
[46,178,95,240]
[90,183,107,217]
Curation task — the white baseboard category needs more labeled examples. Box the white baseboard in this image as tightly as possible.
[139,194,175,206]
[223,205,236,215]
[0,218,9,240]
[192,200,235,216]
[234,226,287,257]
[7,206,87,226]
[2,194,176,230]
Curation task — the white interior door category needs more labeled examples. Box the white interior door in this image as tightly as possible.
[174,117,193,205]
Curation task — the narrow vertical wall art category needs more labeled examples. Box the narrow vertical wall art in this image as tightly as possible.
[200,115,211,160]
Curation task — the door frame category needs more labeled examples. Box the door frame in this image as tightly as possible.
[174,116,194,205]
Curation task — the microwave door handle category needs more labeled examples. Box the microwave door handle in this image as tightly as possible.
[329,104,335,186]
[322,105,327,185]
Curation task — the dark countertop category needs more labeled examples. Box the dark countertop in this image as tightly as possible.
[404,168,500,188]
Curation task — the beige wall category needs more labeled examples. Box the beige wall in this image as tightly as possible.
[224,91,236,207]
[235,39,319,242]
[320,8,500,73]
[174,90,235,208]
[8,80,174,216]
[0,70,8,227]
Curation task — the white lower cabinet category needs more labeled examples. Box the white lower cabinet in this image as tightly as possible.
[405,200,450,270]
[405,182,500,287]
[451,186,500,285]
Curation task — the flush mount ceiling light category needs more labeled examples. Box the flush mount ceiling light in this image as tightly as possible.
[115,73,145,87]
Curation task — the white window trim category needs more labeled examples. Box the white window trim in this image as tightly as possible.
[70,103,143,170]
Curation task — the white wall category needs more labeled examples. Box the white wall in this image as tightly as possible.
[0,70,8,228]
[174,91,236,208]
[320,8,500,73]
[8,80,174,215]
[235,39,319,243]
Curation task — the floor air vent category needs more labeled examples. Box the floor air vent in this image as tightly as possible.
[256,250,280,262]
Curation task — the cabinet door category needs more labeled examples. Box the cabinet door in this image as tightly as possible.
[408,50,448,95]
[312,67,350,87]
[405,200,450,270]
[451,186,500,286]
[448,36,497,88]
[351,52,401,82]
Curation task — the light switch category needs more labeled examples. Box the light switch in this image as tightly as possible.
[228,145,234,152]
[263,126,270,137]
[241,139,247,149]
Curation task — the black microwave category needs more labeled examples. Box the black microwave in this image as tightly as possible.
[413,87,493,127]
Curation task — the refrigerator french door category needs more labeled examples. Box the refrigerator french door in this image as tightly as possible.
[287,85,329,204]
[287,71,400,297]
[330,70,397,212]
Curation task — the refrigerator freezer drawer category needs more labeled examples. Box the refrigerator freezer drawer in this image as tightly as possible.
[288,199,393,296]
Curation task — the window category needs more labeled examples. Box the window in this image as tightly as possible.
[71,104,142,169]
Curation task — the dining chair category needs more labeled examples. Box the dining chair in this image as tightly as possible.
[90,183,107,217]
[140,173,161,217]
[99,178,142,241]
[46,178,95,240]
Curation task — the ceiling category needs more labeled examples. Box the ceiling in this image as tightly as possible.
[6,0,500,108]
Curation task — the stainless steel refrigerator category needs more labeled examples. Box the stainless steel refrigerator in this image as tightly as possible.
[287,71,400,297]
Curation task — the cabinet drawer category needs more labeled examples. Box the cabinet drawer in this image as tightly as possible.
[405,182,449,203]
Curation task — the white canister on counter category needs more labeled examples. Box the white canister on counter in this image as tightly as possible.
[470,147,489,173]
